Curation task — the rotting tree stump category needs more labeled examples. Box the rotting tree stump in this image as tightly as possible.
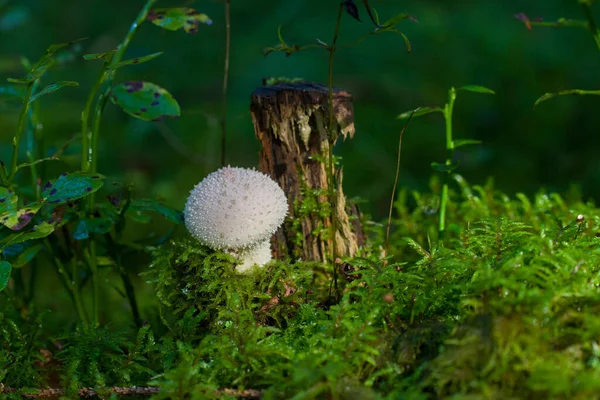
[250,82,364,263]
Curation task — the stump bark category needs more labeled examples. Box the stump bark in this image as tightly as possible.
[250,82,364,263]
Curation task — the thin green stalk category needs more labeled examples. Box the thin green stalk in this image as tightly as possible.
[8,83,34,185]
[439,87,457,235]
[326,3,344,301]
[83,248,99,327]
[81,70,107,172]
[579,0,600,51]
[106,233,141,327]
[45,238,88,327]
[220,0,231,167]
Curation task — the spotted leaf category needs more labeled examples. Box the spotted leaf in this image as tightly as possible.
[43,172,105,204]
[147,8,212,34]
[0,188,43,230]
[0,261,11,292]
[110,81,180,122]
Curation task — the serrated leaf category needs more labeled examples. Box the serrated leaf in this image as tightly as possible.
[111,52,163,70]
[0,261,11,291]
[125,199,184,224]
[110,81,180,122]
[147,8,212,34]
[0,221,56,248]
[453,139,482,148]
[397,106,442,119]
[28,81,79,104]
[431,161,460,172]
[43,172,105,204]
[458,85,495,94]
[533,89,600,108]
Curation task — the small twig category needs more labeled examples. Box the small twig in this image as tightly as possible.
[0,384,263,399]
[384,108,419,256]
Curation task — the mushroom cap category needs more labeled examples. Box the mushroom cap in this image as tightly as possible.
[184,166,288,250]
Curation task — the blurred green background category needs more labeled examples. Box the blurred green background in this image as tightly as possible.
[1,0,599,219]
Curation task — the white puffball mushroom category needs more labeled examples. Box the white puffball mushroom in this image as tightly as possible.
[184,166,288,271]
[229,239,273,273]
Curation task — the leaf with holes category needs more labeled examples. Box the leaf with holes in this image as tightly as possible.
[29,81,79,104]
[147,8,212,34]
[43,172,105,204]
[110,81,180,122]
[0,261,11,292]
[125,199,184,224]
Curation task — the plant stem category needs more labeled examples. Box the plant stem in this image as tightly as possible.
[221,0,231,167]
[45,238,88,327]
[8,83,34,185]
[385,109,418,255]
[326,3,344,301]
[579,0,600,51]
[439,87,456,235]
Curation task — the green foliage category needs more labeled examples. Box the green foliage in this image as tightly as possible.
[109,81,181,122]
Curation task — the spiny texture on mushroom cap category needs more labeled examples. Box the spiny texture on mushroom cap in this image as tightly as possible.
[184,166,288,250]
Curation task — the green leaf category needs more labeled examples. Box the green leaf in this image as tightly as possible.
[0,188,44,230]
[397,106,443,119]
[1,221,56,248]
[8,38,87,84]
[111,52,163,69]
[379,13,414,29]
[147,8,212,34]
[11,244,44,268]
[431,161,460,172]
[110,81,180,122]
[43,172,105,204]
[0,261,11,292]
[125,199,184,224]
[28,81,79,104]
[458,85,495,94]
[533,89,600,108]
[453,139,482,149]
[73,218,114,240]
[16,157,59,172]
[83,51,114,61]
